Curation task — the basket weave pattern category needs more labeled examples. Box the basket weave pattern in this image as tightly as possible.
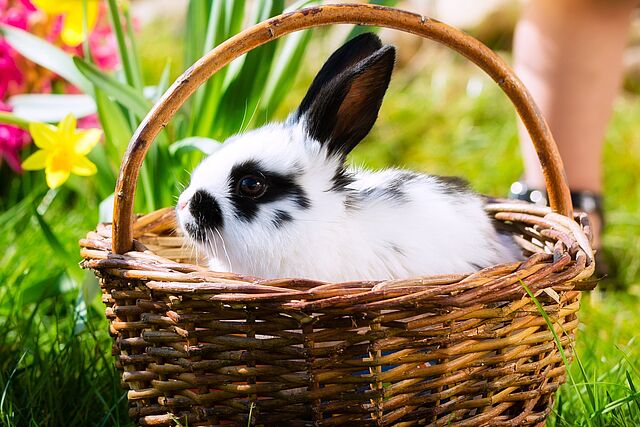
[81,203,594,426]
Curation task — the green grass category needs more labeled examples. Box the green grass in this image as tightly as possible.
[1,31,639,427]
[550,292,640,425]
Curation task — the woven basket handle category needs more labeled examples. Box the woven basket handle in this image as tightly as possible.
[112,3,572,254]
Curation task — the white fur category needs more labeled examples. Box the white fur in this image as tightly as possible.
[177,121,522,282]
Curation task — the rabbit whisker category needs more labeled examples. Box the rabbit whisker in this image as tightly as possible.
[215,227,233,272]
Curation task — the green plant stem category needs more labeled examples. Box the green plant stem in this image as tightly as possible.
[106,0,140,91]
[81,0,92,61]
[124,8,144,90]
[0,112,31,129]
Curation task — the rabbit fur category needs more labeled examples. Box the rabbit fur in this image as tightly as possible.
[176,33,522,282]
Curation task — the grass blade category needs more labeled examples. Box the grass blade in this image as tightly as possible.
[626,370,640,413]
[74,57,150,119]
[212,0,285,136]
[224,0,246,40]
[32,207,78,273]
[520,281,594,425]
[152,60,173,102]
[106,0,141,90]
[257,29,312,124]
[184,0,210,67]
[94,89,133,158]
[124,7,144,89]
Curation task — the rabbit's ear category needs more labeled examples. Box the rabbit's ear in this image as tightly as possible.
[294,33,383,117]
[293,42,395,157]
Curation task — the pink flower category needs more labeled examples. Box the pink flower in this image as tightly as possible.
[77,113,100,129]
[0,0,31,98]
[86,15,119,70]
[0,39,23,99]
[1,0,119,101]
[19,0,35,12]
[0,101,30,172]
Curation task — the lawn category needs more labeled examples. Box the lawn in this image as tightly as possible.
[1,1,639,426]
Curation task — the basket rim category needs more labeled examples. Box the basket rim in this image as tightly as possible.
[81,201,595,310]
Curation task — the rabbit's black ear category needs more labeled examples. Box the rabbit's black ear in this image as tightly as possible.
[295,43,395,157]
[293,33,383,119]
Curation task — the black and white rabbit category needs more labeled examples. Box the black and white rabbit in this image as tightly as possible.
[176,33,522,282]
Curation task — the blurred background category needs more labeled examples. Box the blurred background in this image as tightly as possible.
[0,0,638,425]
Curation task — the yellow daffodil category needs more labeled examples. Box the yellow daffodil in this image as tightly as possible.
[22,114,102,189]
[32,0,99,47]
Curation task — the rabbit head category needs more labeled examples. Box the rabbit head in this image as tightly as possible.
[176,33,396,275]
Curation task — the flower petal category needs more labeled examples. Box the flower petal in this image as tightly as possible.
[29,122,58,149]
[58,113,77,141]
[22,150,49,170]
[31,0,68,14]
[73,128,102,155]
[44,167,70,189]
[71,156,97,176]
[60,1,98,47]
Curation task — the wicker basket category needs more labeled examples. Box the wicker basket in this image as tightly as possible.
[80,4,597,426]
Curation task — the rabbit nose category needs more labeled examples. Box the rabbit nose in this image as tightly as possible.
[177,195,189,210]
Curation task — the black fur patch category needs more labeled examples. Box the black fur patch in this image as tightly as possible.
[360,185,407,203]
[346,172,422,210]
[470,262,485,271]
[290,32,395,158]
[434,175,473,195]
[330,167,355,192]
[188,190,224,233]
[387,241,405,257]
[272,210,293,228]
[293,33,383,123]
[229,160,311,222]
[184,222,203,242]
[387,171,421,198]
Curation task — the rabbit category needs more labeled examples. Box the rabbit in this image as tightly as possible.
[176,33,523,282]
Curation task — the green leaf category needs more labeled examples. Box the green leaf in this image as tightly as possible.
[32,207,76,271]
[213,0,285,136]
[124,7,144,90]
[0,111,30,129]
[8,94,96,123]
[151,60,172,102]
[224,0,246,40]
[5,273,66,308]
[285,0,319,12]
[626,370,640,413]
[169,137,222,156]
[257,29,312,123]
[106,0,142,90]
[203,0,225,54]
[190,0,236,136]
[0,24,91,94]
[94,88,133,162]
[74,57,150,118]
[184,0,210,67]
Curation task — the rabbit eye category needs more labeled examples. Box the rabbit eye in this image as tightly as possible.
[237,174,267,198]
